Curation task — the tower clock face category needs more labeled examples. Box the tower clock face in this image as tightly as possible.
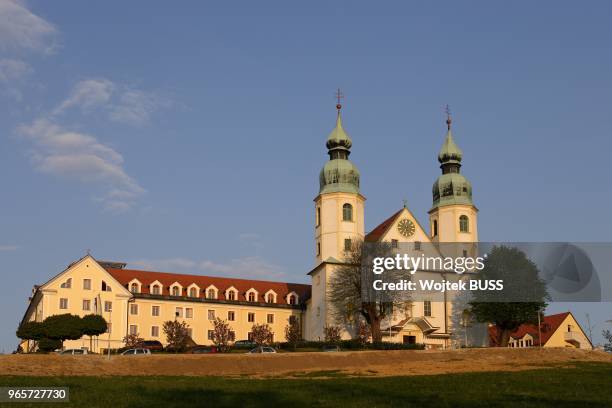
[397,218,416,237]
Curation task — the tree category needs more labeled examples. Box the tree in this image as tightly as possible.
[284,318,302,350]
[327,239,404,342]
[324,325,342,343]
[356,321,371,347]
[251,323,273,346]
[603,329,612,353]
[122,333,144,348]
[81,314,107,352]
[469,246,549,347]
[37,338,62,352]
[163,320,190,352]
[212,318,232,352]
[16,321,46,341]
[43,314,85,348]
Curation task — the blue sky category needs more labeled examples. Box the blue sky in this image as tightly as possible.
[1,0,611,352]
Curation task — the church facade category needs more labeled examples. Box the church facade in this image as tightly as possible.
[19,102,478,352]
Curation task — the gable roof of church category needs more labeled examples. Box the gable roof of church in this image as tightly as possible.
[105,267,311,305]
[364,209,404,242]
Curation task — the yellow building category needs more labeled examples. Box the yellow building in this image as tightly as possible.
[20,100,482,351]
[489,312,593,349]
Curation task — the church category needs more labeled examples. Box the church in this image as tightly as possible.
[19,100,479,352]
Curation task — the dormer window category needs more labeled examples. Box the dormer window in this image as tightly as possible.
[287,292,299,305]
[187,284,200,298]
[189,287,197,297]
[128,279,142,294]
[264,290,277,304]
[151,285,161,295]
[171,286,180,296]
[130,283,139,293]
[246,289,258,302]
[248,292,255,302]
[206,285,218,300]
[226,288,237,301]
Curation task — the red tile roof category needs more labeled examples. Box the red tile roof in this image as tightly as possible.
[365,209,404,242]
[488,312,571,346]
[105,268,311,305]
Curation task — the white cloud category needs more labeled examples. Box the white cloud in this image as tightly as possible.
[18,118,145,211]
[0,245,19,251]
[0,58,31,82]
[0,0,58,54]
[109,89,170,126]
[54,79,115,114]
[130,256,288,280]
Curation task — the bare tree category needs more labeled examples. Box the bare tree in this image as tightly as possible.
[251,323,273,346]
[212,318,232,352]
[356,320,371,347]
[284,318,301,350]
[324,325,342,343]
[327,239,404,343]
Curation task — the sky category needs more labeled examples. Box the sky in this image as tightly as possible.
[0,0,611,352]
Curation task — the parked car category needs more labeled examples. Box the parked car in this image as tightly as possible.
[234,340,256,347]
[59,348,89,355]
[322,345,340,352]
[136,340,164,352]
[189,345,218,354]
[248,346,277,354]
[121,348,151,356]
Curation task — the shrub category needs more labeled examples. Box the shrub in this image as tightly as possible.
[37,337,62,352]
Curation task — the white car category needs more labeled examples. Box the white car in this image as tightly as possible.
[121,348,151,356]
[248,346,277,354]
[59,349,89,355]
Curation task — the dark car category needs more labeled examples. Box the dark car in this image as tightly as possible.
[136,340,164,352]
[189,345,218,354]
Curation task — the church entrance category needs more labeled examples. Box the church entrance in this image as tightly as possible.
[403,335,416,344]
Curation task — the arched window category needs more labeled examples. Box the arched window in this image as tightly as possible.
[207,289,216,299]
[342,203,353,221]
[189,287,197,297]
[227,290,236,301]
[171,286,180,296]
[459,215,469,233]
[288,295,297,305]
[248,292,256,302]
[151,285,161,295]
[130,283,139,293]
[266,293,274,303]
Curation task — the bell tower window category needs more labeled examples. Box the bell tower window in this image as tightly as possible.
[459,215,469,233]
[342,203,353,221]
[432,220,438,237]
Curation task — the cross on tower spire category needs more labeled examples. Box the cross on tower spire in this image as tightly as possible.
[335,88,344,110]
[445,104,452,130]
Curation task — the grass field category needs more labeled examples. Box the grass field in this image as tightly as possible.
[0,363,610,407]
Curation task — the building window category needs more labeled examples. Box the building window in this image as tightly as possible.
[101,281,111,292]
[391,239,398,249]
[189,287,198,297]
[432,220,438,237]
[152,305,160,317]
[227,290,236,301]
[208,330,215,340]
[344,238,352,252]
[104,301,112,312]
[60,278,72,289]
[83,279,91,290]
[171,286,180,296]
[82,299,91,311]
[342,203,353,221]
[248,292,256,302]
[130,283,139,293]
[151,285,161,295]
[208,310,215,320]
[130,304,138,315]
[267,314,274,324]
[228,311,235,321]
[459,215,469,233]
[414,241,421,251]
[266,293,275,303]
[59,298,68,309]
[317,241,321,256]
[316,207,321,226]
[248,313,255,323]
[175,307,183,318]
[424,300,432,317]
[288,295,297,305]
[207,288,216,299]
[151,326,159,337]
[129,325,138,336]
[186,308,193,318]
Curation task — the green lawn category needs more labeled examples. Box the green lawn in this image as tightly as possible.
[0,363,610,407]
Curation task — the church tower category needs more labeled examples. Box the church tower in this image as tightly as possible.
[314,97,365,263]
[429,110,478,245]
